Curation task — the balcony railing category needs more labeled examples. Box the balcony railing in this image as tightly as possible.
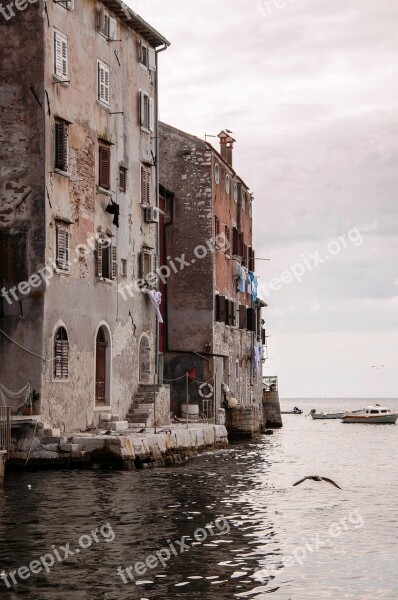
[0,406,11,456]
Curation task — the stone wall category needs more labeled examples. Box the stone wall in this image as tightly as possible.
[262,390,283,428]
[226,404,262,438]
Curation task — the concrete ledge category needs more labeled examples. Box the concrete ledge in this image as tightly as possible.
[7,424,228,471]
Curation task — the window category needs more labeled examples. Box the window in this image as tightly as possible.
[99,144,111,189]
[97,7,117,39]
[232,227,239,255]
[96,236,117,280]
[139,90,154,131]
[225,299,236,326]
[54,326,69,379]
[98,60,110,106]
[235,360,239,379]
[54,121,68,172]
[233,182,238,203]
[120,259,127,277]
[238,232,244,258]
[215,295,226,322]
[248,247,255,272]
[225,226,231,254]
[54,30,68,80]
[247,308,256,332]
[56,224,70,271]
[214,216,220,244]
[141,166,151,205]
[140,248,158,288]
[214,163,220,185]
[139,43,156,70]
[241,189,246,209]
[119,167,127,192]
[225,174,230,194]
[57,0,74,10]
[239,305,247,329]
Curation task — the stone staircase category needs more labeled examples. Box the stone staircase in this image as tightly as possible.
[127,384,165,428]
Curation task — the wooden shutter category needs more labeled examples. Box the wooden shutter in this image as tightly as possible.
[54,31,63,78]
[261,328,266,345]
[109,17,117,40]
[249,247,255,272]
[149,97,154,132]
[242,244,248,267]
[148,48,156,70]
[141,167,150,204]
[111,244,117,280]
[99,146,110,189]
[239,305,247,329]
[96,238,103,277]
[140,91,146,126]
[247,308,256,332]
[219,296,226,322]
[232,227,239,255]
[227,300,234,326]
[225,299,230,325]
[214,216,220,242]
[55,122,68,171]
[215,295,221,321]
[56,226,69,271]
[98,62,110,105]
[54,328,69,379]
[238,232,244,258]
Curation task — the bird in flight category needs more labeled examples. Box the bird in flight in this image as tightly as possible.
[293,476,342,490]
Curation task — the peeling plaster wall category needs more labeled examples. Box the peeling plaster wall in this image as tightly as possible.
[0,4,46,393]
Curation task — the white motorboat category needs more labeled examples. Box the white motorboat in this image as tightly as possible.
[310,408,361,420]
[341,405,398,424]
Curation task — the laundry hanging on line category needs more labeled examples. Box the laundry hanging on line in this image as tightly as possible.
[147,290,164,324]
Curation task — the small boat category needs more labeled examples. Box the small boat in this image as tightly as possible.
[310,409,344,420]
[341,405,398,424]
[281,406,303,415]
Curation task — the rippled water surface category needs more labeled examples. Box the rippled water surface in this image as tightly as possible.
[1,398,398,599]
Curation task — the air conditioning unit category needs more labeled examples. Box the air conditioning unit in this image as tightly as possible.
[144,205,160,223]
[233,258,241,278]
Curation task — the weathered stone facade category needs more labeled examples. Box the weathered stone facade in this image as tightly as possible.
[0,0,170,431]
[159,123,266,427]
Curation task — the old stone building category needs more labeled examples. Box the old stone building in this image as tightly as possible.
[0,0,170,431]
[159,123,266,429]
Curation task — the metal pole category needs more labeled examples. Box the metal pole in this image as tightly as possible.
[186,372,189,429]
[153,373,157,434]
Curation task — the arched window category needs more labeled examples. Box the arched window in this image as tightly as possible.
[54,326,69,379]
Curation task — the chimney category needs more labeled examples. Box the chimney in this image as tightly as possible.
[218,130,236,167]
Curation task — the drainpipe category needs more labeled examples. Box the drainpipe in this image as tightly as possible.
[155,44,168,382]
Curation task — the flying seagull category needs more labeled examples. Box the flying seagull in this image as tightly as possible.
[293,476,342,490]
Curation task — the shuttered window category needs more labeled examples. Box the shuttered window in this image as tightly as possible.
[55,121,68,172]
[239,305,247,329]
[141,166,151,204]
[98,60,110,105]
[242,244,248,267]
[54,30,68,80]
[214,217,220,244]
[139,91,154,131]
[215,295,226,322]
[119,167,127,192]
[140,249,158,288]
[238,232,244,258]
[248,247,255,272]
[225,226,231,254]
[56,225,70,271]
[225,299,235,326]
[99,145,111,189]
[247,307,256,332]
[96,237,117,280]
[232,227,239,255]
[54,326,69,379]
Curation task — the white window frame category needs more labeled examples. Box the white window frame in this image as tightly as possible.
[97,59,110,106]
[53,325,69,381]
[140,248,158,289]
[54,30,68,81]
[139,90,154,132]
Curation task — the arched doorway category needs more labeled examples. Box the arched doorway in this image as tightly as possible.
[139,335,151,383]
[95,326,110,406]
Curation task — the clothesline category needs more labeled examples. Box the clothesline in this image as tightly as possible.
[163,372,215,385]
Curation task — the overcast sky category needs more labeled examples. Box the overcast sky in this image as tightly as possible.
[129,0,398,398]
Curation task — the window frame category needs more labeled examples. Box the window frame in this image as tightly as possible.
[139,90,154,132]
[98,144,111,190]
[119,166,127,192]
[141,165,151,205]
[54,120,69,173]
[96,235,117,281]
